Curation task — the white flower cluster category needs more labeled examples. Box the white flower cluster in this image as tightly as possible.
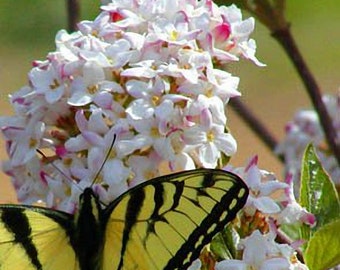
[216,230,309,270]
[276,94,340,186]
[223,156,315,270]
[0,0,262,212]
[226,156,316,226]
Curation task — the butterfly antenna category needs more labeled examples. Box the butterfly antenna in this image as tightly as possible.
[91,134,117,187]
[36,149,83,192]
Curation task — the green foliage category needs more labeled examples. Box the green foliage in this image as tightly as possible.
[300,144,340,235]
[305,219,340,270]
[280,222,302,243]
[0,0,100,46]
[211,225,240,260]
[299,144,340,270]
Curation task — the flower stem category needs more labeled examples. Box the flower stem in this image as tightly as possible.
[276,228,304,263]
[66,0,80,32]
[272,27,340,167]
[230,97,284,162]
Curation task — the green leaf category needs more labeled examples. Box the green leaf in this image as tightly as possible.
[300,144,340,239]
[280,223,302,242]
[210,225,239,260]
[305,219,340,270]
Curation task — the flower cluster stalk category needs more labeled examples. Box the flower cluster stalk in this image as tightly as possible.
[272,27,340,168]
[66,0,80,32]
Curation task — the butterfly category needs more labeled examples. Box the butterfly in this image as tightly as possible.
[0,169,248,270]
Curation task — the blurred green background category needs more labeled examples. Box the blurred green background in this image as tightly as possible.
[0,1,339,202]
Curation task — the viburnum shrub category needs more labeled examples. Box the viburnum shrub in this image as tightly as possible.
[0,1,263,211]
[1,1,339,270]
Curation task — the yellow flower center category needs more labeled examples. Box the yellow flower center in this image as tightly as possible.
[49,78,60,90]
[87,85,98,95]
[170,30,178,41]
[206,87,214,98]
[207,130,215,142]
[29,138,37,149]
[150,126,159,138]
[151,95,160,106]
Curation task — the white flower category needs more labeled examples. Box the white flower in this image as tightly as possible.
[127,155,160,186]
[2,157,46,204]
[277,174,316,226]
[1,119,45,167]
[206,68,241,101]
[29,64,66,104]
[229,156,287,215]
[103,158,131,200]
[147,15,201,46]
[215,230,309,270]
[68,61,106,106]
[183,105,236,168]
[121,60,158,78]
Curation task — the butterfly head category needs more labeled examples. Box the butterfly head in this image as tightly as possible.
[79,187,98,201]
[77,188,102,220]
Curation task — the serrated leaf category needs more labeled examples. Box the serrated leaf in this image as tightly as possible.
[305,219,340,270]
[299,144,340,239]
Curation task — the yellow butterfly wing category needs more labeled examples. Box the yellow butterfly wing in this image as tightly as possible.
[0,206,79,270]
[102,169,248,270]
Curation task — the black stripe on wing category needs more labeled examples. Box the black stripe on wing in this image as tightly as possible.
[1,209,41,269]
[117,188,145,270]
[110,169,248,270]
[115,178,187,270]
[0,205,76,270]
[164,174,248,269]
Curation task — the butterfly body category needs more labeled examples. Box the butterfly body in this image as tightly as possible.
[0,169,248,270]
[74,188,105,270]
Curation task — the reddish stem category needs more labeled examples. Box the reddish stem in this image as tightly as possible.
[272,27,340,167]
[66,0,80,32]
